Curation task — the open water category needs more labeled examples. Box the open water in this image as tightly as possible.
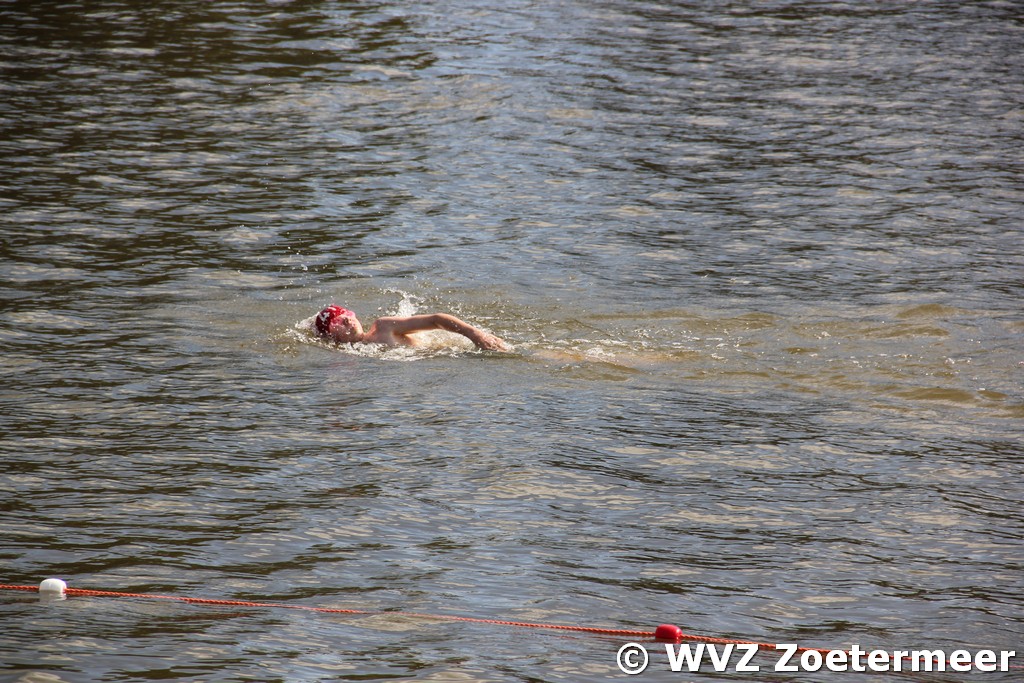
[1,1,1022,681]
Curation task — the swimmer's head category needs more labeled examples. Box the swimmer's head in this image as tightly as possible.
[315,305,363,343]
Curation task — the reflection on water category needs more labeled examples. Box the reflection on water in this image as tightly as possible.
[1,0,1022,681]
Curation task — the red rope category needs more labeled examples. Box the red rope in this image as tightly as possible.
[0,584,652,636]
[2,583,1018,669]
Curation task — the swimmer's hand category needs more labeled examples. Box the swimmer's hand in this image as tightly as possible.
[472,331,511,352]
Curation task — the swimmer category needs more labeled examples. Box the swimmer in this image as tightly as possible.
[314,305,510,351]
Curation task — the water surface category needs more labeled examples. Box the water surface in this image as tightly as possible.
[1,1,1022,681]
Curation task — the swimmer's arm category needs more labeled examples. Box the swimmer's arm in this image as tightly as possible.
[379,314,510,351]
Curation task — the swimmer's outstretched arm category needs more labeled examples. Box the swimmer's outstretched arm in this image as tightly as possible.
[376,314,511,351]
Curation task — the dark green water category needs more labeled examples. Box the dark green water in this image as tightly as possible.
[1,1,1021,681]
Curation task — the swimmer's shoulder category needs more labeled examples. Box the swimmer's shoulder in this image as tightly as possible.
[363,317,419,346]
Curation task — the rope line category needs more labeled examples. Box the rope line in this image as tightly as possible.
[3,583,1018,670]
[0,584,653,636]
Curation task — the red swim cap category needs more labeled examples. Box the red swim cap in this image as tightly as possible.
[314,305,353,336]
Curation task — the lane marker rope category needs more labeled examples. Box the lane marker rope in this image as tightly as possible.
[4,581,1019,670]
[3,582,652,638]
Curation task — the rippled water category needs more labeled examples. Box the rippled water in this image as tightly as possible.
[2,1,1022,681]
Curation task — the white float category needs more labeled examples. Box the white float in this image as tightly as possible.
[38,578,67,598]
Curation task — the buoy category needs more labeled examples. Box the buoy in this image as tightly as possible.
[654,623,683,641]
[38,578,67,596]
